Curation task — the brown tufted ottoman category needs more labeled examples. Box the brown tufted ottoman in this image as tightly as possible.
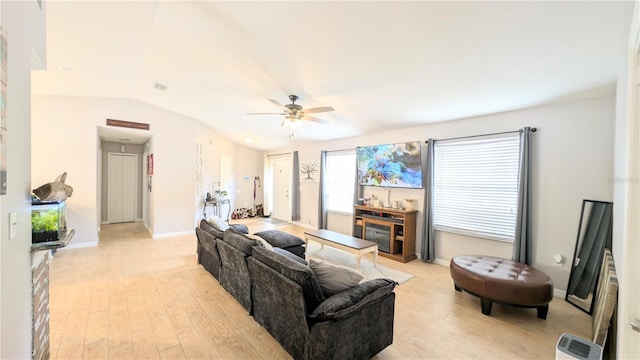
[450,255,553,319]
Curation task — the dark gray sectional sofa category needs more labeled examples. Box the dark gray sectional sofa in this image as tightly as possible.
[195,219,397,360]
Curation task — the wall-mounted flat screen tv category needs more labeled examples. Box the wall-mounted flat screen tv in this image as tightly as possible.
[356,141,423,188]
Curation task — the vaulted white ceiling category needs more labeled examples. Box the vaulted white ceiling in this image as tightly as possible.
[32,1,633,150]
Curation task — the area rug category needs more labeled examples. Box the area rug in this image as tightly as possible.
[261,218,289,226]
[305,242,414,285]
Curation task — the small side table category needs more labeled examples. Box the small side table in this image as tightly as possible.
[203,199,231,221]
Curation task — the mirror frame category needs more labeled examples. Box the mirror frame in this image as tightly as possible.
[565,199,613,315]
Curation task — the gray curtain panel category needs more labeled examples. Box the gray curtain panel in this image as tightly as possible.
[292,151,300,221]
[353,160,360,208]
[318,151,327,229]
[512,127,532,264]
[421,139,435,262]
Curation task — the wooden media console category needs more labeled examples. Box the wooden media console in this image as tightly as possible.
[353,205,417,263]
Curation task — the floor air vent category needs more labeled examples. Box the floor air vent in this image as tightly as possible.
[556,333,602,360]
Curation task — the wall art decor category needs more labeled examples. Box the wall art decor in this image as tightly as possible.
[300,160,319,182]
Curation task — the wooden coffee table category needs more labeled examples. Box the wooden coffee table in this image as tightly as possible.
[304,229,378,270]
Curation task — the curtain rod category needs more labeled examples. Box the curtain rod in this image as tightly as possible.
[425,127,537,143]
[266,152,291,158]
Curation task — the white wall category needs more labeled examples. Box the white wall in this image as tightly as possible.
[1,1,46,357]
[193,128,238,224]
[234,145,265,211]
[31,95,262,243]
[268,95,616,292]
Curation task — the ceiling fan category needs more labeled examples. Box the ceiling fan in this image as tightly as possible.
[247,95,334,127]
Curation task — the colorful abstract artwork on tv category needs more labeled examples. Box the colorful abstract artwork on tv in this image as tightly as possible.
[356,141,423,188]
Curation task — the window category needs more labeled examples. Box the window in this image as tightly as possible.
[433,133,520,242]
[325,150,356,213]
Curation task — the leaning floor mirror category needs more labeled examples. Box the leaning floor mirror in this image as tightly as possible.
[565,199,613,314]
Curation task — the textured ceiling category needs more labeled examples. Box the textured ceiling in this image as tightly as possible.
[32,1,634,150]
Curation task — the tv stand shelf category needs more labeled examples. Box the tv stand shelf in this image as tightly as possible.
[353,205,417,263]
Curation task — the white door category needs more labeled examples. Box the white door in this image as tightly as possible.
[108,153,137,223]
[271,157,291,222]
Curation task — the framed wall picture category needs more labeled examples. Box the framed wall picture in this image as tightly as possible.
[147,153,154,175]
[300,160,319,182]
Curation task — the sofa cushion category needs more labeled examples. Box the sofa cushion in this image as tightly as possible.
[200,219,224,239]
[252,246,325,310]
[308,258,364,297]
[273,248,308,265]
[208,215,229,231]
[247,234,274,251]
[309,278,397,322]
[254,230,305,248]
[196,227,217,253]
[223,228,257,255]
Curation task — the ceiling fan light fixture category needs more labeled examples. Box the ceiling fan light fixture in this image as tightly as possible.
[283,116,303,129]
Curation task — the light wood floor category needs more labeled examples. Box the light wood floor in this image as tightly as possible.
[49,219,592,359]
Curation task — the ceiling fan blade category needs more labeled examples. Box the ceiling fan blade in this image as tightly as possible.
[303,106,334,114]
[302,114,330,124]
[269,99,292,113]
[246,112,287,115]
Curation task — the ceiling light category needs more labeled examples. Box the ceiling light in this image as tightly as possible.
[283,116,303,129]
[243,137,254,144]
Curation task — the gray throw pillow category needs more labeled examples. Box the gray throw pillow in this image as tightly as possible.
[308,258,364,297]
[229,223,249,234]
[254,230,305,248]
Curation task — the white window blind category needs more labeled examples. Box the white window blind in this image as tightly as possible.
[433,133,520,242]
[325,150,356,213]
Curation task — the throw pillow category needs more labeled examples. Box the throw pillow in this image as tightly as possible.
[308,258,364,297]
[253,230,305,248]
[247,234,274,251]
[229,223,249,234]
[208,216,229,231]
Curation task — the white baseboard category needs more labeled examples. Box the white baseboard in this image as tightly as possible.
[152,230,193,239]
[554,288,567,299]
[291,221,315,230]
[433,258,449,267]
